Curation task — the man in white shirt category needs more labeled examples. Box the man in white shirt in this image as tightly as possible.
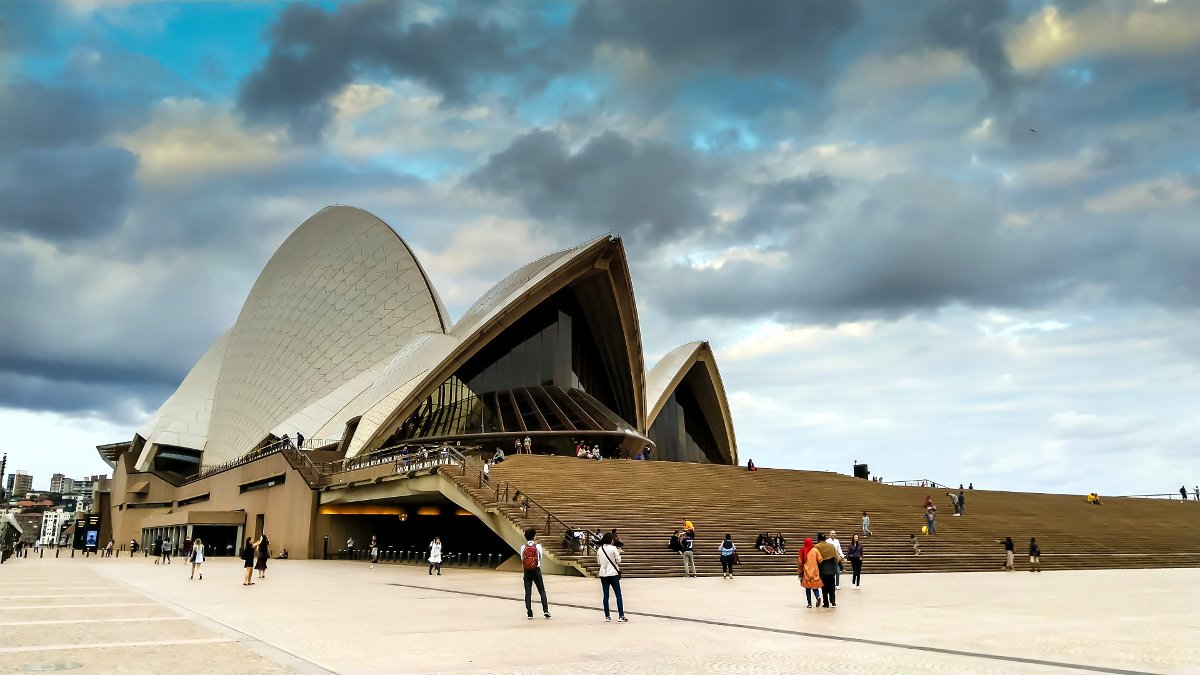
[828,530,845,590]
[520,527,551,619]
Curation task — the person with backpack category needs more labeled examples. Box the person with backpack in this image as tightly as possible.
[1028,537,1042,572]
[596,533,628,622]
[520,527,551,620]
[718,534,737,579]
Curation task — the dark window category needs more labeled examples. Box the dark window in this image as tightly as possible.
[125,501,173,509]
[239,474,285,494]
[648,380,723,464]
[386,281,636,445]
[178,493,210,507]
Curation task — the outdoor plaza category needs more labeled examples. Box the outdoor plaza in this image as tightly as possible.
[1,556,1196,674]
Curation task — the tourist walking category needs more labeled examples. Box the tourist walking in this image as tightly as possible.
[959,489,966,515]
[154,535,163,563]
[862,511,872,536]
[189,538,205,580]
[369,535,379,568]
[520,527,551,619]
[428,537,442,575]
[253,533,269,579]
[799,537,823,608]
[998,537,1015,571]
[597,533,627,622]
[105,540,114,557]
[911,533,921,556]
[828,530,844,589]
[925,506,937,535]
[848,534,864,588]
[1028,538,1041,572]
[718,534,737,579]
[161,538,172,564]
[1182,486,1189,501]
[814,534,839,607]
[242,538,256,585]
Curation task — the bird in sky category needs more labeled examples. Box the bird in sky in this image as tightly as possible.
[1030,129,1037,133]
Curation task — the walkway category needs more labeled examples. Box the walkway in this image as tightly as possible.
[3,556,1197,673]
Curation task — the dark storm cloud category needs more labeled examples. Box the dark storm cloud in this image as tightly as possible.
[921,0,1019,102]
[736,172,836,239]
[0,147,138,240]
[0,80,111,151]
[237,2,548,141]
[573,0,860,78]
[0,79,150,243]
[468,129,712,245]
[643,173,1199,324]
[0,371,171,423]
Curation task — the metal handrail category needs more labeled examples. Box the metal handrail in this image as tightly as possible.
[453,455,587,555]
[884,479,951,489]
[320,442,483,476]
[1120,493,1195,500]
[184,437,338,484]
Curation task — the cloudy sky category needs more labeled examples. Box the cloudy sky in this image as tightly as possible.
[1,0,1197,495]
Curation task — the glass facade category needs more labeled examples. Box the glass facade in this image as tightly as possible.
[647,375,723,464]
[391,283,637,443]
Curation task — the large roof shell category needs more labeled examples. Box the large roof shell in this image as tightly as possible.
[348,235,647,457]
[133,331,228,469]
[130,210,737,471]
[202,206,449,466]
[646,341,738,465]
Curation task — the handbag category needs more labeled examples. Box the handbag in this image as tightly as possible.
[600,545,621,580]
[732,552,741,565]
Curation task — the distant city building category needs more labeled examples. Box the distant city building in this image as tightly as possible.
[50,473,76,494]
[41,509,74,545]
[12,512,42,543]
[6,472,32,500]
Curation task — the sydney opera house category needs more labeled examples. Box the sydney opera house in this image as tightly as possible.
[100,207,736,560]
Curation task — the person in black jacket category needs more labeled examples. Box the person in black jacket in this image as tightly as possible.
[241,538,255,586]
[1028,538,1041,572]
[814,533,839,607]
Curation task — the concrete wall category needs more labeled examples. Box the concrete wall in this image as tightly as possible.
[109,452,319,558]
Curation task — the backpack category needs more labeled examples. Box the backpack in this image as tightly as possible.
[521,544,539,571]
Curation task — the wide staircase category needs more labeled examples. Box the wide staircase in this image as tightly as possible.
[469,455,1200,578]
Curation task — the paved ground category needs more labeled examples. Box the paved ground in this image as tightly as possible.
[2,555,1197,674]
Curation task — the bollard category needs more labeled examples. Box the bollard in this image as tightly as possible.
[71,548,75,558]
[40,548,44,558]
[56,548,60,558]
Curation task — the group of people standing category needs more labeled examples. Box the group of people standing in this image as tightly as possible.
[998,537,1042,572]
[240,534,270,585]
[798,530,863,608]
[668,522,698,576]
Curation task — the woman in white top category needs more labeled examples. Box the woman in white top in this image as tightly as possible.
[596,533,628,622]
[428,537,443,576]
[189,538,205,580]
